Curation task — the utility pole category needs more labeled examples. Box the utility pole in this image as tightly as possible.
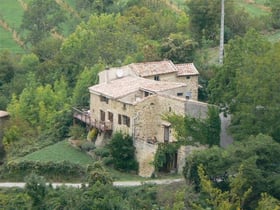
[219,0,225,64]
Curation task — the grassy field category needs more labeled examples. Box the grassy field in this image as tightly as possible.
[0,27,25,53]
[20,140,94,165]
[236,1,270,17]
[0,0,24,29]
[18,140,146,181]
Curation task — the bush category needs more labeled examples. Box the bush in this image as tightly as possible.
[108,132,138,172]
[94,147,110,158]
[69,125,86,139]
[4,160,86,180]
[80,141,95,152]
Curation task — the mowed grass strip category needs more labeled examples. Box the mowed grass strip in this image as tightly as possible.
[0,0,24,29]
[20,140,94,165]
[0,27,25,53]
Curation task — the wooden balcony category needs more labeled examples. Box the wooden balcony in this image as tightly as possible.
[72,107,112,132]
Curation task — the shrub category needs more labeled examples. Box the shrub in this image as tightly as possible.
[4,160,86,180]
[69,125,86,139]
[94,147,110,158]
[80,141,95,152]
[108,132,138,172]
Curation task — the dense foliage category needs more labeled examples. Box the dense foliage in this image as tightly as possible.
[164,106,221,146]
[208,30,280,142]
[183,134,280,209]
[108,132,138,171]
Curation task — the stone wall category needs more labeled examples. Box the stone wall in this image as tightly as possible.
[134,139,158,177]
[176,75,199,100]
[185,100,209,119]
[145,73,198,100]
[89,93,134,136]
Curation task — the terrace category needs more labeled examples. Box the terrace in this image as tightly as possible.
[72,107,112,131]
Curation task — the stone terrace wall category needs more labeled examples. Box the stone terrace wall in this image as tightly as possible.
[134,139,158,177]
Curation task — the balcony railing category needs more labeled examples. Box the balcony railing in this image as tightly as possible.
[72,107,112,131]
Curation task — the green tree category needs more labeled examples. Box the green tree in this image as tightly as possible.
[183,134,280,209]
[164,106,220,146]
[192,164,252,210]
[256,193,280,210]
[160,33,197,63]
[270,0,280,29]
[187,0,250,44]
[76,0,114,17]
[24,173,47,210]
[0,51,19,109]
[72,64,104,107]
[21,0,66,45]
[208,30,280,142]
[86,162,113,186]
[108,132,138,171]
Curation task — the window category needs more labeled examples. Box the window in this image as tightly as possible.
[164,126,170,142]
[186,92,192,99]
[108,112,113,122]
[118,114,122,125]
[122,115,130,127]
[100,110,105,121]
[154,75,160,81]
[177,92,183,96]
[144,91,150,97]
[186,76,190,79]
[100,96,109,104]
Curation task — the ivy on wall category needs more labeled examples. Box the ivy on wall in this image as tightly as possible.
[153,142,180,172]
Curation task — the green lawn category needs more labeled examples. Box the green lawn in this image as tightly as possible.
[0,0,24,30]
[20,140,94,165]
[235,0,271,17]
[18,140,145,181]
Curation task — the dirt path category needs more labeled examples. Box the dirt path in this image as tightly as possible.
[0,19,25,48]
[17,0,28,11]
[0,178,184,188]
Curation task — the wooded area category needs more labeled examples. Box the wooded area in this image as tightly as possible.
[0,0,279,209]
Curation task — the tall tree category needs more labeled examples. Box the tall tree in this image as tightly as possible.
[208,30,280,142]
[270,0,280,29]
[21,0,66,45]
[183,134,280,209]
[187,0,250,44]
[164,106,220,146]
[72,64,104,107]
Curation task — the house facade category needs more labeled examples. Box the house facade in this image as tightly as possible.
[85,60,209,177]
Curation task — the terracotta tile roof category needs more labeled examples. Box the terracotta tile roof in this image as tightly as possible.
[129,60,177,77]
[0,111,9,118]
[89,76,186,99]
[176,63,199,76]
[141,81,186,92]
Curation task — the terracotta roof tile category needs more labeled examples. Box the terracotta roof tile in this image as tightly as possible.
[130,60,177,77]
[89,76,186,99]
[176,63,199,76]
[0,111,9,118]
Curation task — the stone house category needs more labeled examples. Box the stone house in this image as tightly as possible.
[74,60,210,177]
